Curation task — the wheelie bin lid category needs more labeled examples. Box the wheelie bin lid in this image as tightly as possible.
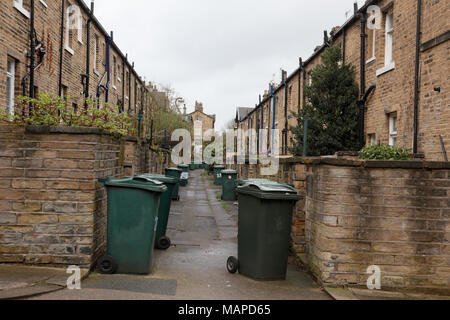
[166,167,182,172]
[214,165,225,169]
[98,177,133,186]
[221,169,237,175]
[236,181,302,201]
[137,174,178,185]
[104,176,167,193]
[177,164,189,168]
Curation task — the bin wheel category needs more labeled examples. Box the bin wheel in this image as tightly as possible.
[227,256,239,274]
[97,256,118,274]
[157,236,171,250]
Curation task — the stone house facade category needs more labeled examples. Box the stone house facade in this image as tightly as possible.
[0,0,154,136]
[186,101,215,136]
[236,0,449,161]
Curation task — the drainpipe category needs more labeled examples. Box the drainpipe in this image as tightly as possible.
[128,58,132,112]
[29,0,35,99]
[413,0,422,154]
[342,28,347,64]
[58,0,65,97]
[84,1,94,101]
[121,57,125,112]
[271,84,276,153]
[356,3,367,148]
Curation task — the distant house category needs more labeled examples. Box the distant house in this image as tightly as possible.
[184,101,216,135]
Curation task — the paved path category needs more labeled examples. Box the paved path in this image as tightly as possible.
[29,170,330,300]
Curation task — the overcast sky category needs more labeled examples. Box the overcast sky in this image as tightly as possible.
[84,0,366,131]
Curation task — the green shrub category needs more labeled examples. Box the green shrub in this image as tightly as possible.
[359,145,412,160]
[4,92,134,136]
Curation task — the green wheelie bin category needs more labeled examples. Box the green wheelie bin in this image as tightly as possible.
[227,181,302,280]
[177,164,189,186]
[221,170,238,201]
[137,174,177,250]
[98,177,167,275]
[213,165,225,185]
[165,167,182,201]
[190,162,195,171]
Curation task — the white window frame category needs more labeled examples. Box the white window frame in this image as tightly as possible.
[6,57,16,115]
[366,28,376,64]
[14,0,30,18]
[377,10,395,76]
[93,35,99,74]
[369,134,376,146]
[389,113,398,146]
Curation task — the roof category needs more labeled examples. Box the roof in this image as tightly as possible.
[188,109,216,121]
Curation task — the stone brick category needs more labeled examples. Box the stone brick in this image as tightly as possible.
[12,180,45,189]
[58,150,96,160]
[12,202,43,213]
[43,159,79,170]
[43,202,78,214]
[25,169,62,179]
[59,215,93,225]
[17,214,58,225]
[0,190,24,201]
[46,181,79,190]
[23,234,60,244]
[0,169,24,178]
[0,213,17,224]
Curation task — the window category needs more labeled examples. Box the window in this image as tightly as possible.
[112,56,117,88]
[385,11,394,66]
[369,134,376,146]
[65,5,82,55]
[377,10,395,76]
[6,57,16,115]
[389,113,397,146]
[60,85,68,101]
[14,0,30,18]
[367,22,376,63]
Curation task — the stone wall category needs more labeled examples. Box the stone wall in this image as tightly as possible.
[236,157,450,294]
[0,124,170,268]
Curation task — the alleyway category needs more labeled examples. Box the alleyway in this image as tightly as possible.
[29,170,330,300]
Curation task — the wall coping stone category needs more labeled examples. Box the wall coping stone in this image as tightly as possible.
[277,157,450,170]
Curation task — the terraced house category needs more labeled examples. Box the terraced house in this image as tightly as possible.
[236,0,449,160]
[0,0,155,137]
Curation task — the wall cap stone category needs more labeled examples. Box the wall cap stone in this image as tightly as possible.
[277,157,450,170]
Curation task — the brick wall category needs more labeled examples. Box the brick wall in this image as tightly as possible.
[0,123,170,267]
[236,157,450,294]
[305,159,449,294]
